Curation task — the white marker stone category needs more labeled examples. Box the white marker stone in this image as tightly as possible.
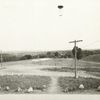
[79,84,84,89]
[64,88,69,92]
[43,85,46,88]
[27,87,33,92]
[17,87,22,92]
[6,86,10,91]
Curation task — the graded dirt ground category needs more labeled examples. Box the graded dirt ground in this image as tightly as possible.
[0,58,100,94]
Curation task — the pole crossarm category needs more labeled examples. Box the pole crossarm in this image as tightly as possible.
[69,40,83,43]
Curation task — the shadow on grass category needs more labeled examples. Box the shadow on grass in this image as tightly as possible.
[43,67,100,73]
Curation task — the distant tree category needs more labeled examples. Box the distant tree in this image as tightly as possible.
[32,55,39,59]
[20,55,32,60]
[54,52,59,58]
[38,54,47,58]
[72,46,83,59]
[46,52,52,58]
[63,53,68,58]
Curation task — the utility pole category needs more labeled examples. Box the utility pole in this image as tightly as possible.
[69,40,83,79]
[0,50,2,68]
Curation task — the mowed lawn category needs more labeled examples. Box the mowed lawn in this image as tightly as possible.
[58,77,100,94]
[0,75,51,94]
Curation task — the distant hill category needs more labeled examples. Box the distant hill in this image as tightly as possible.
[2,49,100,60]
[82,54,100,62]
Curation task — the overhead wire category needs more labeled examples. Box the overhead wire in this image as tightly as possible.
[80,40,100,49]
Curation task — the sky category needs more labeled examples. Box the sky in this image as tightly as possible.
[0,0,100,51]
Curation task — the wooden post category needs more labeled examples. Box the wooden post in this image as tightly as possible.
[69,40,83,78]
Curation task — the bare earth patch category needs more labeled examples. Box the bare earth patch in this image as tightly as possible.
[47,76,62,94]
[0,58,100,94]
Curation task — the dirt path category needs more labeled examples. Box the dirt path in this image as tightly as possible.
[47,76,61,93]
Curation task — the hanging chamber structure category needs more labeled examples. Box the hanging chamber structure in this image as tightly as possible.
[57,5,64,16]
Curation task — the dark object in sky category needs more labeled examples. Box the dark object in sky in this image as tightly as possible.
[58,5,63,9]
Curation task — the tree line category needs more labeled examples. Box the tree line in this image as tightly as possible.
[0,49,100,62]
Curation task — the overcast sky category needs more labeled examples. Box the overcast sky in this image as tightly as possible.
[0,0,100,51]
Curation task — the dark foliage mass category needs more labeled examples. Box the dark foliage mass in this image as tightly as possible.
[20,55,33,60]
[72,46,83,59]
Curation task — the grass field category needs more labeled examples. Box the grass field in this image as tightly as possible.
[58,77,100,94]
[40,58,100,77]
[33,58,100,68]
[82,54,100,62]
[0,75,51,94]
